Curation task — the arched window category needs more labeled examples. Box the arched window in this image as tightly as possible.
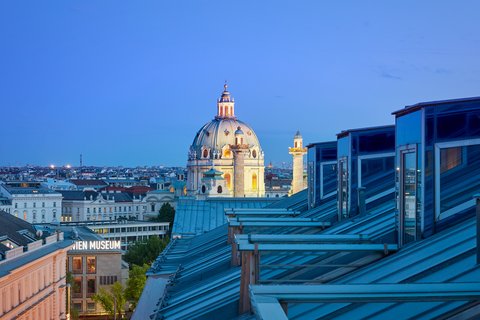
[252,150,257,158]
[201,185,206,194]
[217,186,223,194]
[252,173,258,191]
[224,148,231,158]
[203,149,209,158]
[224,173,232,190]
[295,141,298,148]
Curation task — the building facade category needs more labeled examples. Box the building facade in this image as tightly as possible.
[0,184,62,223]
[186,84,265,197]
[86,220,169,250]
[0,212,71,320]
[65,227,129,318]
[60,190,147,222]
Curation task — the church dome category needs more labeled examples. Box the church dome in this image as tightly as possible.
[189,118,262,160]
[188,84,263,160]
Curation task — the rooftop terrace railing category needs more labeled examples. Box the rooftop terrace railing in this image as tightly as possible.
[249,283,480,320]
[235,233,398,313]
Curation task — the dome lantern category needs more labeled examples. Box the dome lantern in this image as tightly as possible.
[217,82,235,119]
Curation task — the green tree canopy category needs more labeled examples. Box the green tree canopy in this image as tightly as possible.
[124,236,169,267]
[92,282,126,319]
[125,264,150,309]
[154,203,175,235]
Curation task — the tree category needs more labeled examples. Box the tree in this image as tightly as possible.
[124,236,169,267]
[155,203,175,235]
[92,282,126,319]
[66,272,80,320]
[125,264,149,309]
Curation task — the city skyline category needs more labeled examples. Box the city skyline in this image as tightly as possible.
[1,1,479,166]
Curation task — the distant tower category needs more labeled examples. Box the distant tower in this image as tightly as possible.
[231,126,249,197]
[289,131,307,195]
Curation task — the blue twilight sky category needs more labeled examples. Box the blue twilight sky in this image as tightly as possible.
[1,1,479,167]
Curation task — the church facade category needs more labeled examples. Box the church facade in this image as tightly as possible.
[186,84,265,197]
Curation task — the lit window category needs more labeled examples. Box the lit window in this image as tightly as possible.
[224,173,232,190]
[86,257,96,273]
[72,257,82,273]
[440,147,462,173]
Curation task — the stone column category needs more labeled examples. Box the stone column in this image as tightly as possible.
[232,148,248,197]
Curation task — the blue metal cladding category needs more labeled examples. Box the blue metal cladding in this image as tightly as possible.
[337,126,395,220]
[424,101,480,235]
[395,98,480,241]
[395,110,423,245]
[307,141,337,209]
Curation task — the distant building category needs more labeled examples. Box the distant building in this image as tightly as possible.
[86,220,169,250]
[186,84,265,197]
[0,211,71,320]
[60,190,146,222]
[289,131,307,195]
[0,183,62,223]
[42,178,77,191]
[70,179,108,190]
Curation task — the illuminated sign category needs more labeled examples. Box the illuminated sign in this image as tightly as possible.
[71,240,121,251]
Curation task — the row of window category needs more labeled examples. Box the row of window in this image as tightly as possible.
[73,301,96,312]
[13,209,55,221]
[94,225,168,234]
[14,201,57,209]
[72,277,96,298]
[72,256,96,274]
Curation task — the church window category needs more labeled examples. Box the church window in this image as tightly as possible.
[224,173,232,190]
[252,150,257,158]
[217,186,223,194]
[203,149,209,158]
[252,173,258,191]
[224,149,231,157]
[295,142,298,148]
[201,185,206,193]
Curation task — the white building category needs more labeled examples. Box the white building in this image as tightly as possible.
[60,190,147,222]
[86,221,169,250]
[0,183,62,223]
[186,84,265,197]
